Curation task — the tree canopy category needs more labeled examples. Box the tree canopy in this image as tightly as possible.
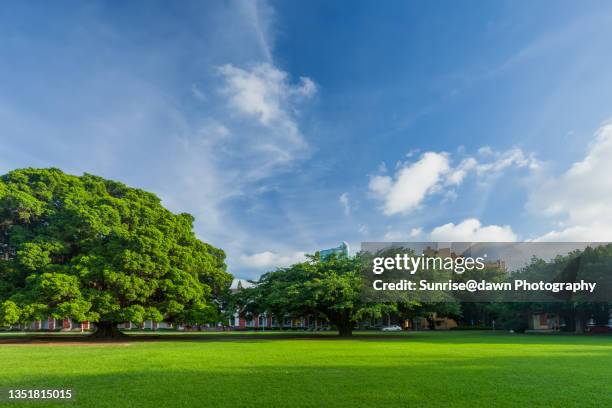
[495,245,612,332]
[236,253,396,336]
[0,168,231,336]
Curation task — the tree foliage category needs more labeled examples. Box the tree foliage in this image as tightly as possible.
[240,253,395,336]
[0,168,232,335]
[237,245,611,335]
[498,245,612,332]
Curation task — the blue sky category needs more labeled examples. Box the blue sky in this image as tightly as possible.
[2,1,612,279]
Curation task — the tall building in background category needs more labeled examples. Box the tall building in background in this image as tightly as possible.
[320,242,350,260]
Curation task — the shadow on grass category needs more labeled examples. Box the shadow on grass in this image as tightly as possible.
[1,330,610,347]
[0,351,610,408]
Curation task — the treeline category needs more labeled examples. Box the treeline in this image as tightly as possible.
[0,168,609,338]
[230,245,612,336]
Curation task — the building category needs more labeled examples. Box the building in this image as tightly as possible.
[228,278,330,330]
[527,312,561,332]
[320,242,349,260]
[21,317,91,331]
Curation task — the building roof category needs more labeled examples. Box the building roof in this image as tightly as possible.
[230,278,255,291]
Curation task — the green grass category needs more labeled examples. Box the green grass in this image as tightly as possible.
[0,331,610,407]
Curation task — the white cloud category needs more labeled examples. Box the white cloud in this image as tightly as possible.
[478,146,494,156]
[446,157,477,185]
[0,0,319,280]
[530,122,612,241]
[441,189,458,203]
[219,63,280,125]
[383,230,409,241]
[383,227,423,241]
[369,152,450,215]
[215,63,316,180]
[166,64,317,275]
[533,226,600,242]
[339,192,351,216]
[474,148,539,176]
[410,227,424,238]
[218,63,315,148]
[294,77,317,97]
[383,221,515,242]
[370,147,538,216]
[448,147,539,184]
[430,218,517,242]
[239,250,306,269]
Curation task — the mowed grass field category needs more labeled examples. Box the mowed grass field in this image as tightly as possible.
[0,331,610,407]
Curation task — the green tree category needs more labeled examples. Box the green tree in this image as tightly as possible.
[489,246,612,332]
[536,246,611,332]
[245,254,394,336]
[0,168,232,337]
[0,300,21,327]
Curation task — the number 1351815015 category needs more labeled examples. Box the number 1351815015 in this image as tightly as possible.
[5,389,73,400]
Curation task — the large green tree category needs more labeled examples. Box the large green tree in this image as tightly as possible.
[0,168,231,337]
[244,254,394,336]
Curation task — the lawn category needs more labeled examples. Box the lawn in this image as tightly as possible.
[0,331,610,407]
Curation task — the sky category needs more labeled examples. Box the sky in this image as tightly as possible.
[2,0,612,279]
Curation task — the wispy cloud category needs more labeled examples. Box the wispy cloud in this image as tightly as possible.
[217,62,316,161]
[0,0,319,279]
[339,192,351,216]
[529,121,612,241]
[190,84,207,101]
[235,0,275,63]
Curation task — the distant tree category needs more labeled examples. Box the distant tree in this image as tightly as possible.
[453,263,509,328]
[245,253,395,336]
[418,302,462,330]
[492,246,612,332]
[0,168,232,337]
[181,304,220,328]
[0,300,20,327]
[361,246,461,329]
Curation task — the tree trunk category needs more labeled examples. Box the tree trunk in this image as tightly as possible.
[426,316,436,330]
[338,323,353,337]
[333,311,354,337]
[91,321,126,339]
[575,316,584,334]
[276,314,282,331]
